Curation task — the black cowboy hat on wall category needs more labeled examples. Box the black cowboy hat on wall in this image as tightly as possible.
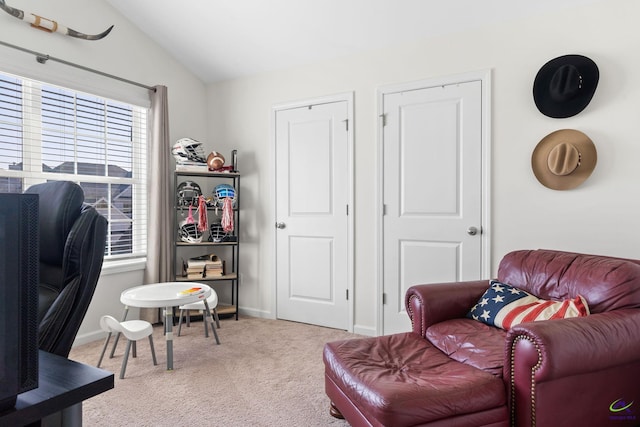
[533,54,599,118]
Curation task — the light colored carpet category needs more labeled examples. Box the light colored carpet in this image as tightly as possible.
[69,316,356,426]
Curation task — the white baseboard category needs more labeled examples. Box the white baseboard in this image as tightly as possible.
[73,330,105,347]
[238,307,275,319]
[353,324,377,337]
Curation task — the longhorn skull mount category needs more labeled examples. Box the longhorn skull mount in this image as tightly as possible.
[0,0,113,40]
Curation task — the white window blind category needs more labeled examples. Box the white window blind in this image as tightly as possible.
[0,70,148,260]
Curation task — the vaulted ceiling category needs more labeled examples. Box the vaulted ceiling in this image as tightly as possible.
[105,0,603,84]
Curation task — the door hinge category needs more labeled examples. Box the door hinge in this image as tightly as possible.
[343,119,349,131]
[346,205,349,215]
[382,204,387,215]
[380,113,387,127]
[346,289,349,300]
[382,293,387,305]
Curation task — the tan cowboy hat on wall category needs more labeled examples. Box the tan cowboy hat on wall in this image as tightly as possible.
[532,129,597,190]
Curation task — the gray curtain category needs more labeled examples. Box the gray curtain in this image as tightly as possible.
[141,85,172,323]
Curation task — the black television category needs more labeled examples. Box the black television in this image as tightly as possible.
[0,193,39,412]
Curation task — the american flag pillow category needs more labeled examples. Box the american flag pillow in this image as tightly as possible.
[467,280,590,330]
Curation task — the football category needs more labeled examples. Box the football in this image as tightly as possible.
[207,151,225,170]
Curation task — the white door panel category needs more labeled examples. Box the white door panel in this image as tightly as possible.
[275,100,350,330]
[289,119,332,213]
[289,237,333,300]
[401,101,459,215]
[382,80,485,334]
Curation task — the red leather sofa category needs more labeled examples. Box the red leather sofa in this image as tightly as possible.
[324,249,640,426]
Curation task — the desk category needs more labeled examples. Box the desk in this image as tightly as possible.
[120,282,219,370]
[0,350,114,426]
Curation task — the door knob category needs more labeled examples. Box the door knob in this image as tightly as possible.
[275,222,286,229]
[466,226,479,236]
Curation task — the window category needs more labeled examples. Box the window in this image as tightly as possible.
[0,70,147,260]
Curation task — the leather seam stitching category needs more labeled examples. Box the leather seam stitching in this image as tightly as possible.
[510,335,542,427]
[406,294,423,336]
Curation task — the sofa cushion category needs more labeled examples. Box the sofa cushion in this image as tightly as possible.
[498,249,640,313]
[467,280,589,330]
[323,333,507,427]
[426,318,506,376]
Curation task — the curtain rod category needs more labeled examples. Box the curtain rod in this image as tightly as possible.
[0,39,155,91]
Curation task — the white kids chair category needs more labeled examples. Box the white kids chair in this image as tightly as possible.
[177,291,221,344]
[97,315,157,379]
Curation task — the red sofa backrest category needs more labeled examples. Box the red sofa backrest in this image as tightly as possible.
[497,249,640,314]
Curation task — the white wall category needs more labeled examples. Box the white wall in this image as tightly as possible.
[4,0,639,341]
[206,0,640,334]
[0,0,208,344]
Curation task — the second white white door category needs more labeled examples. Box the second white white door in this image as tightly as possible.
[381,78,486,334]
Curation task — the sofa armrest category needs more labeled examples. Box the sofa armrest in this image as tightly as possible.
[405,280,489,337]
[507,309,640,379]
[506,309,640,427]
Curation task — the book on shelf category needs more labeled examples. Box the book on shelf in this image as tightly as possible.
[205,262,225,277]
[204,258,225,277]
[186,259,207,268]
[175,162,208,172]
[190,253,221,264]
[184,254,225,278]
[182,268,204,279]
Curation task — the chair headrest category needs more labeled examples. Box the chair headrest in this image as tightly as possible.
[25,181,84,266]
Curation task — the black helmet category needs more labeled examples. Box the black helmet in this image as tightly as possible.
[176,181,202,207]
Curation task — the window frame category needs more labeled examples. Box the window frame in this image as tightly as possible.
[0,70,148,262]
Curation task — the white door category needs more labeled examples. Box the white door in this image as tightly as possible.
[275,98,352,330]
[381,77,487,334]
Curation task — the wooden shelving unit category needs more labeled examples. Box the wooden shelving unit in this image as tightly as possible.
[173,170,240,320]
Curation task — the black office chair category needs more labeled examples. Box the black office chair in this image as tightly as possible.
[25,181,108,357]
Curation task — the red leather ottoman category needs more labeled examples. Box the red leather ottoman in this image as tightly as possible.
[324,332,508,427]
